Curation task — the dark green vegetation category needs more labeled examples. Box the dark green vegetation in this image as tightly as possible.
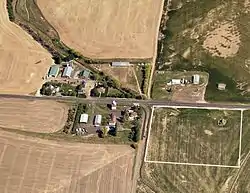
[155,0,250,102]
[7,0,14,21]
[141,64,151,94]
[137,108,250,193]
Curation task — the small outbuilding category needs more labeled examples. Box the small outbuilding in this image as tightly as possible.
[111,100,117,110]
[80,113,88,123]
[192,74,200,84]
[111,62,131,67]
[48,65,59,77]
[94,114,102,127]
[109,113,117,126]
[167,79,181,85]
[218,83,226,90]
[62,66,73,78]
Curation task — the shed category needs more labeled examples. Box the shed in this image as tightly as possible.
[62,66,73,78]
[82,70,90,78]
[48,65,59,77]
[218,83,226,90]
[94,115,102,126]
[80,113,88,123]
[192,74,200,84]
[111,100,117,110]
[111,62,131,67]
[109,113,117,126]
[167,79,181,85]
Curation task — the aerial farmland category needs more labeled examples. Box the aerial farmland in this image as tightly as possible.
[0,130,134,193]
[36,0,164,59]
[0,0,52,94]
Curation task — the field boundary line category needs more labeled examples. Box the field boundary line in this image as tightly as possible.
[144,106,154,162]
[152,105,245,111]
[145,160,240,168]
[238,110,244,166]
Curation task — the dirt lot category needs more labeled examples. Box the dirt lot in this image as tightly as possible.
[37,0,164,59]
[0,130,134,193]
[0,98,68,133]
[93,64,141,93]
[152,71,209,102]
[0,0,52,94]
[138,109,250,193]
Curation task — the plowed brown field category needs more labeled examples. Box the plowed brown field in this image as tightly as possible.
[0,0,52,94]
[37,0,164,59]
[0,130,134,193]
[0,98,68,133]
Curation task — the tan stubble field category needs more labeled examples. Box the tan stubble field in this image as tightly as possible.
[0,98,68,133]
[0,130,134,193]
[37,0,164,59]
[0,0,52,94]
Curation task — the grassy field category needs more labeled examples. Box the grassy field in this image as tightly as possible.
[138,108,250,193]
[156,0,250,102]
[146,107,241,165]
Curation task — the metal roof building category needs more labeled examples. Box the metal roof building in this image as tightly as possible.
[80,113,88,123]
[62,66,73,78]
[192,74,200,84]
[94,115,102,127]
[111,62,131,67]
[48,65,59,77]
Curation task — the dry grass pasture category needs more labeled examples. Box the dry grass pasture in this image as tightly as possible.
[93,64,141,93]
[146,107,241,165]
[0,98,68,133]
[138,108,250,193]
[0,0,52,94]
[37,0,164,59]
[0,130,134,193]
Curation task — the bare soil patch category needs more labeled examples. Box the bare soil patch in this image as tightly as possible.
[93,64,140,92]
[0,130,134,193]
[0,98,68,133]
[202,22,241,58]
[37,0,163,59]
[0,0,52,94]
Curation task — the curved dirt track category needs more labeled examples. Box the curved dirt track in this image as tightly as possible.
[0,0,52,94]
[0,130,134,193]
[37,0,163,59]
[0,98,68,133]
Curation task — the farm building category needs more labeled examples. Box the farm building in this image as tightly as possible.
[111,100,117,110]
[192,74,200,84]
[111,62,131,67]
[62,66,73,78]
[80,113,88,123]
[94,114,102,127]
[167,79,182,86]
[218,83,226,90]
[81,70,90,78]
[48,65,59,77]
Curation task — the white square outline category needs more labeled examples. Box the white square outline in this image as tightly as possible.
[144,105,244,168]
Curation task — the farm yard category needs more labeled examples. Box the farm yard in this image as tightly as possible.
[152,71,209,102]
[36,0,164,59]
[0,0,52,94]
[137,108,250,193]
[0,130,134,193]
[92,64,141,93]
[0,98,68,133]
[156,0,250,101]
